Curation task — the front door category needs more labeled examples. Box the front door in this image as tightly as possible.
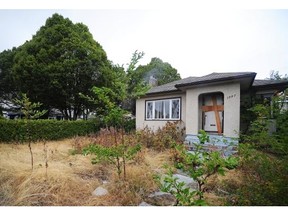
[201,93,224,134]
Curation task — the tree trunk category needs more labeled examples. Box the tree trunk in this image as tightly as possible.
[27,123,34,170]
[28,141,34,170]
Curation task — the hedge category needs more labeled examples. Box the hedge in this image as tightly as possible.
[0,119,100,143]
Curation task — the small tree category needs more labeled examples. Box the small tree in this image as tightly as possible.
[14,93,47,170]
[81,86,141,180]
[83,142,141,180]
[157,130,238,205]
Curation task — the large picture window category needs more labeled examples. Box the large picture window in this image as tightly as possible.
[145,98,180,120]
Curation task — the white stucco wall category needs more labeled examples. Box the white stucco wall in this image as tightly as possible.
[136,93,186,131]
[185,82,240,138]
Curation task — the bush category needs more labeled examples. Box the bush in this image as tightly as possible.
[224,144,288,206]
[0,119,99,143]
[136,121,185,151]
[223,103,288,206]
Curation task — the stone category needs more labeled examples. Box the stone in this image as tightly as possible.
[139,201,152,206]
[102,180,108,185]
[145,191,176,206]
[173,174,198,190]
[92,186,108,197]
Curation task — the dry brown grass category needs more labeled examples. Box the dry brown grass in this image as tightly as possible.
[0,137,171,206]
[204,169,245,206]
[0,136,239,206]
[0,138,111,206]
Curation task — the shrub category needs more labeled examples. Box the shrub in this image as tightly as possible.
[136,121,185,151]
[224,144,288,206]
[0,119,99,143]
[157,131,238,206]
[223,102,288,206]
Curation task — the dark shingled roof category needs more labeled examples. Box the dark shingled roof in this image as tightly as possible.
[175,72,256,88]
[252,79,288,93]
[146,77,194,94]
[146,72,256,95]
[252,79,288,87]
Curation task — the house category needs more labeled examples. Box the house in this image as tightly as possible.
[136,72,288,154]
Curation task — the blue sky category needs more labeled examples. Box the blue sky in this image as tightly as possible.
[1,2,288,80]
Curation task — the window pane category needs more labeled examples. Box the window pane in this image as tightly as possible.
[146,102,153,119]
[146,98,180,120]
[172,99,180,119]
[155,101,164,119]
[164,100,170,119]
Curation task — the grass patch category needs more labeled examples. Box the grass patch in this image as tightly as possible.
[0,137,176,206]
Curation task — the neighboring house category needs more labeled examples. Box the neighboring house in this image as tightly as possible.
[136,72,288,154]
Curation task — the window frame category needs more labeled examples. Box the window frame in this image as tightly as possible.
[145,97,181,121]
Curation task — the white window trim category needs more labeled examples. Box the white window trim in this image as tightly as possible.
[145,98,181,120]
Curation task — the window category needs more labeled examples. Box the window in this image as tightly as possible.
[145,98,180,120]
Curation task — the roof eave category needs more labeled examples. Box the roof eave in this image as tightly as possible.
[252,82,288,93]
[175,73,256,88]
[143,89,182,97]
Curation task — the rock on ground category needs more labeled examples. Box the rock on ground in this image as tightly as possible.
[173,173,198,190]
[92,186,108,197]
[145,191,176,206]
[139,201,152,206]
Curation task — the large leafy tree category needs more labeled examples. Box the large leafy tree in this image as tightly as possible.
[135,57,181,86]
[12,13,116,120]
[0,48,17,114]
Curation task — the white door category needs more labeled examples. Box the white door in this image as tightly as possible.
[202,94,223,133]
[204,111,223,132]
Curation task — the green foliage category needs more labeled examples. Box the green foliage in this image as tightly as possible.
[13,93,47,119]
[80,85,135,131]
[269,70,288,81]
[197,129,210,144]
[123,50,150,115]
[80,86,118,117]
[224,156,239,170]
[0,119,99,142]
[224,144,288,206]
[9,13,116,120]
[12,93,48,169]
[83,142,141,179]
[223,101,288,205]
[0,48,17,104]
[123,54,181,114]
[161,131,238,205]
[135,57,181,86]
[123,118,136,133]
[103,107,127,128]
[156,167,206,206]
[242,104,278,151]
[274,109,288,154]
[242,101,288,155]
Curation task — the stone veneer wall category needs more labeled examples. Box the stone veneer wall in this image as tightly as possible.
[185,134,238,157]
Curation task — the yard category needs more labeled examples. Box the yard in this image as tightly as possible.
[0,135,234,206]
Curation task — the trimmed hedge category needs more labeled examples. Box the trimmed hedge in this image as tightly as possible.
[0,119,100,143]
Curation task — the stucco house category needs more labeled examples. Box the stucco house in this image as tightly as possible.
[136,72,288,153]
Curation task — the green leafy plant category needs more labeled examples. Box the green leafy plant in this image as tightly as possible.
[13,93,47,170]
[156,166,206,206]
[0,119,99,143]
[83,142,141,180]
[159,130,238,205]
[221,102,288,205]
[223,143,288,206]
